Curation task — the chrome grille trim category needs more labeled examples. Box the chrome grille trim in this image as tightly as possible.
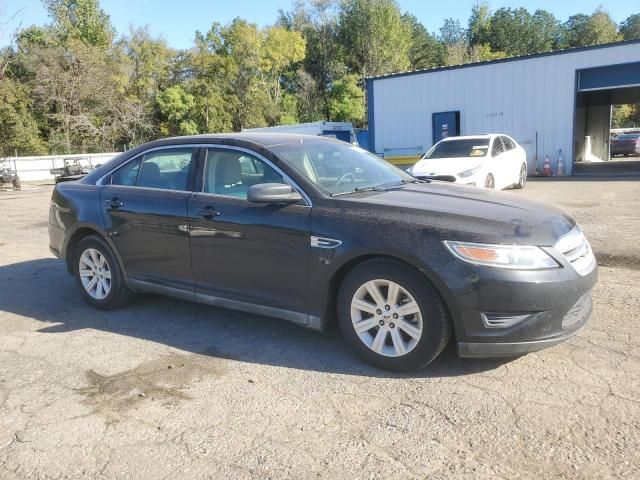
[481,312,532,329]
[555,227,596,276]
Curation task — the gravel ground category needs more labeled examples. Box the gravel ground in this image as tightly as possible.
[0,179,638,479]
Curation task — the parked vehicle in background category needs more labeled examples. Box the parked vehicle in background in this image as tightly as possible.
[408,134,528,190]
[49,133,596,372]
[610,133,640,157]
[0,160,21,190]
[50,158,95,183]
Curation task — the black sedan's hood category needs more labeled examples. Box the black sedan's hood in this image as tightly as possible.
[336,182,576,246]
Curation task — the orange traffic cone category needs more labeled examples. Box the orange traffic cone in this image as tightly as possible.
[542,155,552,177]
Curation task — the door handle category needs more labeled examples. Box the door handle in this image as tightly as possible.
[196,206,220,219]
[105,198,124,209]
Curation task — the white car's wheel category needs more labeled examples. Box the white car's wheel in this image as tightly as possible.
[484,174,495,189]
[514,164,527,189]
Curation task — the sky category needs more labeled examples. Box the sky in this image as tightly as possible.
[2,0,638,49]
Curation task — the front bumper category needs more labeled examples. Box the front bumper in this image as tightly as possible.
[457,290,592,357]
[432,245,598,358]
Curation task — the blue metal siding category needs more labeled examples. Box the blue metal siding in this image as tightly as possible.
[366,79,376,153]
[578,61,640,91]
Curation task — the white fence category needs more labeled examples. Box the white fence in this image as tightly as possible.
[0,152,120,182]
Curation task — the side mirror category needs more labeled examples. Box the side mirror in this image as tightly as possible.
[247,183,303,205]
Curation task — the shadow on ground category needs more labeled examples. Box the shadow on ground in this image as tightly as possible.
[0,258,511,379]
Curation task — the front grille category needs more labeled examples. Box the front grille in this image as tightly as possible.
[562,291,592,329]
[416,175,456,182]
[555,227,596,276]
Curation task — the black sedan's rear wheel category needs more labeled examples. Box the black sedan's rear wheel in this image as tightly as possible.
[337,258,451,372]
[73,235,134,309]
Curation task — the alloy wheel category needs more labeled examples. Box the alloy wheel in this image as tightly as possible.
[485,175,494,189]
[350,279,423,357]
[78,248,112,300]
[520,165,527,186]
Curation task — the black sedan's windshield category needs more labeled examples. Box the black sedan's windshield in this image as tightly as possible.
[271,139,413,195]
[425,139,489,159]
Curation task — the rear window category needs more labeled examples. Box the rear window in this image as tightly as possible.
[425,139,490,159]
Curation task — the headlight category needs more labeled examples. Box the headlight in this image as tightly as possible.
[457,165,481,178]
[444,241,560,270]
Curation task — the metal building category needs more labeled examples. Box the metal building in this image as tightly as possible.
[367,39,640,175]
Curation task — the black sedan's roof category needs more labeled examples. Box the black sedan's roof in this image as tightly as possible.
[80,132,339,187]
[161,132,327,148]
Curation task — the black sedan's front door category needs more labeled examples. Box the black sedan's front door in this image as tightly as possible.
[188,147,311,318]
[100,147,199,290]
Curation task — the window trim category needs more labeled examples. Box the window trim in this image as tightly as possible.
[98,145,199,192]
[200,145,312,207]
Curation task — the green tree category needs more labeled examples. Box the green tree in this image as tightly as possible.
[402,13,445,70]
[0,78,46,156]
[328,74,364,122]
[439,18,465,46]
[620,14,640,41]
[612,104,640,128]
[43,0,114,48]
[339,0,411,79]
[260,26,306,105]
[562,9,621,48]
[117,27,173,102]
[278,0,345,120]
[468,2,491,46]
[156,84,197,136]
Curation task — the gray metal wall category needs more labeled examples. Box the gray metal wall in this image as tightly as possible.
[370,42,640,175]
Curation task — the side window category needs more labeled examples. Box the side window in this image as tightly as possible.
[136,148,195,191]
[502,136,515,151]
[492,138,505,157]
[204,149,285,199]
[111,158,141,186]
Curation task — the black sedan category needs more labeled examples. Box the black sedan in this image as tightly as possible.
[49,134,597,372]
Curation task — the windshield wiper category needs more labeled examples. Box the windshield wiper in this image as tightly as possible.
[330,185,386,197]
[330,178,428,197]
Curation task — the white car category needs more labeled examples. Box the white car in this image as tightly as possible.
[409,134,528,190]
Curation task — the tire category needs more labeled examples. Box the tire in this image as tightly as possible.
[484,174,495,189]
[514,164,527,189]
[73,235,134,309]
[337,258,451,372]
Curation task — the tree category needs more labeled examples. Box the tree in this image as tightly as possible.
[620,14,640,41]
[468,2,491,46]
[260,26,306,105]
[612,104,640,128]
[43,0,114,48]
[0,78,46,156]
[403,13,444,70]
[339,0,411,79]
[117,27,173,102]
[278,0,345,120]
[439,18,465,46]
[328,74,364,122]
[562,9,621,48]
[156,85,197,136]
[26,39,120,152]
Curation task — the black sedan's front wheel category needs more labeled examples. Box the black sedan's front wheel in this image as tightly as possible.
[337,258,451,372]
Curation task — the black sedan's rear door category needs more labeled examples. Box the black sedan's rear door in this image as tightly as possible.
[100,147,199,291]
